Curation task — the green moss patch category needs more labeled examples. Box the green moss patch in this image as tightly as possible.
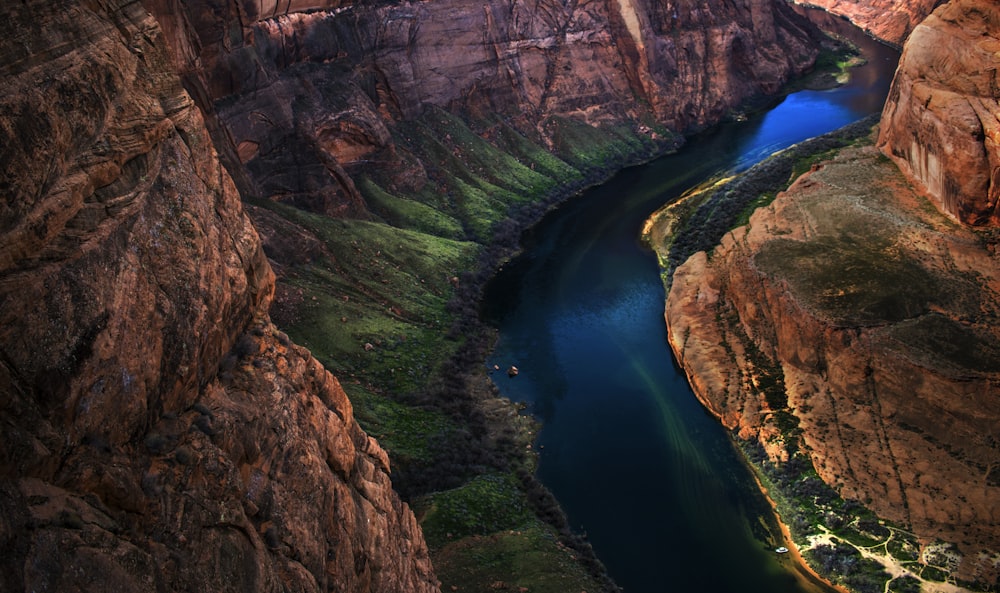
[359,177,465,239]
[255,202,477,398]
[416,474,536,548]
[545,116,664,170]
[432,523,603,593]
[383,108,594,241]
[755,236,940,326]
[344,383,457,464]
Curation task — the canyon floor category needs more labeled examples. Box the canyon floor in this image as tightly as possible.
[648,129,1000,592]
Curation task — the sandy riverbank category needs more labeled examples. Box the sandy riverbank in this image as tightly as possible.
[749,471,851,593]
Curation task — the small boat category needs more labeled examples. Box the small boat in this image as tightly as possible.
[775,547,789,554]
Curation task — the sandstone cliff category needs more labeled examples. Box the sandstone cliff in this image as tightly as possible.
[878,0,1000,226]
[0,1,435,591]
[661,0,1000,585]
[141,0,825,219]
[666,139,1000,583]
[793,0,943,45]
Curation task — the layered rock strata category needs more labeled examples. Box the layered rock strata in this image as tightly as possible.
[0,1,435,590]
[793,0,943,45]
[666,139,1000,583]
[878,0,1000,227]
[142,0,826,217]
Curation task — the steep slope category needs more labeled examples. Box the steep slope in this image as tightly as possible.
[666,139,1000,586]
[658,0,1000,589]
[793,0,944,45]
[878,0,1000,226]
[0,1,435,591]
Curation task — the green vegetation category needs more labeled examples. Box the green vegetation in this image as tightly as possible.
[359,177,465,239]
[798,36,866,90]
[887,575,922,593]
[432,523,604,593]
[806,542,891,593]
[416,474,536,547]
[345,383,458,464]
[644,115,879,289]
[545,116,672,171]
[253,107,674,592]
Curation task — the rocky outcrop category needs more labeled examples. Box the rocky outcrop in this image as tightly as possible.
[662,2,1000,585]
[0,1,435,591]
[666,139,1000,583]
[792,0,943,45]
[878,0,1000,227]
[141,0,825,218]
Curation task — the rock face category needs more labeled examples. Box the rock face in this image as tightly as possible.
[141,0,825,218]
[793,0,943,45]
[662,1,1000,585]
[0,1,435,591]
[666,140,1000,582]
[878,0,1000,227]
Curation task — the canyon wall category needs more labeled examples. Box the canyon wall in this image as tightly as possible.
[0,1,435,591]
[667,141,1000,582]
[878,0,1000,226]
[664,0,1000,585]
[140,0,826,219]
[793,0,944,45]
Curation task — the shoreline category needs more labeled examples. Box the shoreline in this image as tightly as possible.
[747,463,851,593]
[666,330,847,593]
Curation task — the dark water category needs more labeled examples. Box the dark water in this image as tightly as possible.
[482,15,900,593]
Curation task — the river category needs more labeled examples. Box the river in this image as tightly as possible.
[481,12,900,593]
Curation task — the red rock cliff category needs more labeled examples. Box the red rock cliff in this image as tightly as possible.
[662,0,1000,584]
[878,0,1000,227]
[793,0,943,45]
[666,142,1000,583]
[141,0,824,216]
[0,1,436,591]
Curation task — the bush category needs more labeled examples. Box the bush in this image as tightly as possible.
[888,575,921,593]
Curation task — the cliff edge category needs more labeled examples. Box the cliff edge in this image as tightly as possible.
[0,1,435,590]
[662,0,1000,588]
[667,138,1000,585]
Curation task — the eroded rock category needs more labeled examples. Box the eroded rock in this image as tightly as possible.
[878,0,1000,227]
[0,1,436,590]
[142,0,826,218]
[792,0,943,45]
[666,140,1000,583]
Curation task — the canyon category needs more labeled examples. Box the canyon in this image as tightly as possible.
[2,0,996,591]
[141,0,826,221]
[659,0,1000,588]
[0,0,842,591]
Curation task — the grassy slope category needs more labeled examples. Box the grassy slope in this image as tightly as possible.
[259,107,675,593]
